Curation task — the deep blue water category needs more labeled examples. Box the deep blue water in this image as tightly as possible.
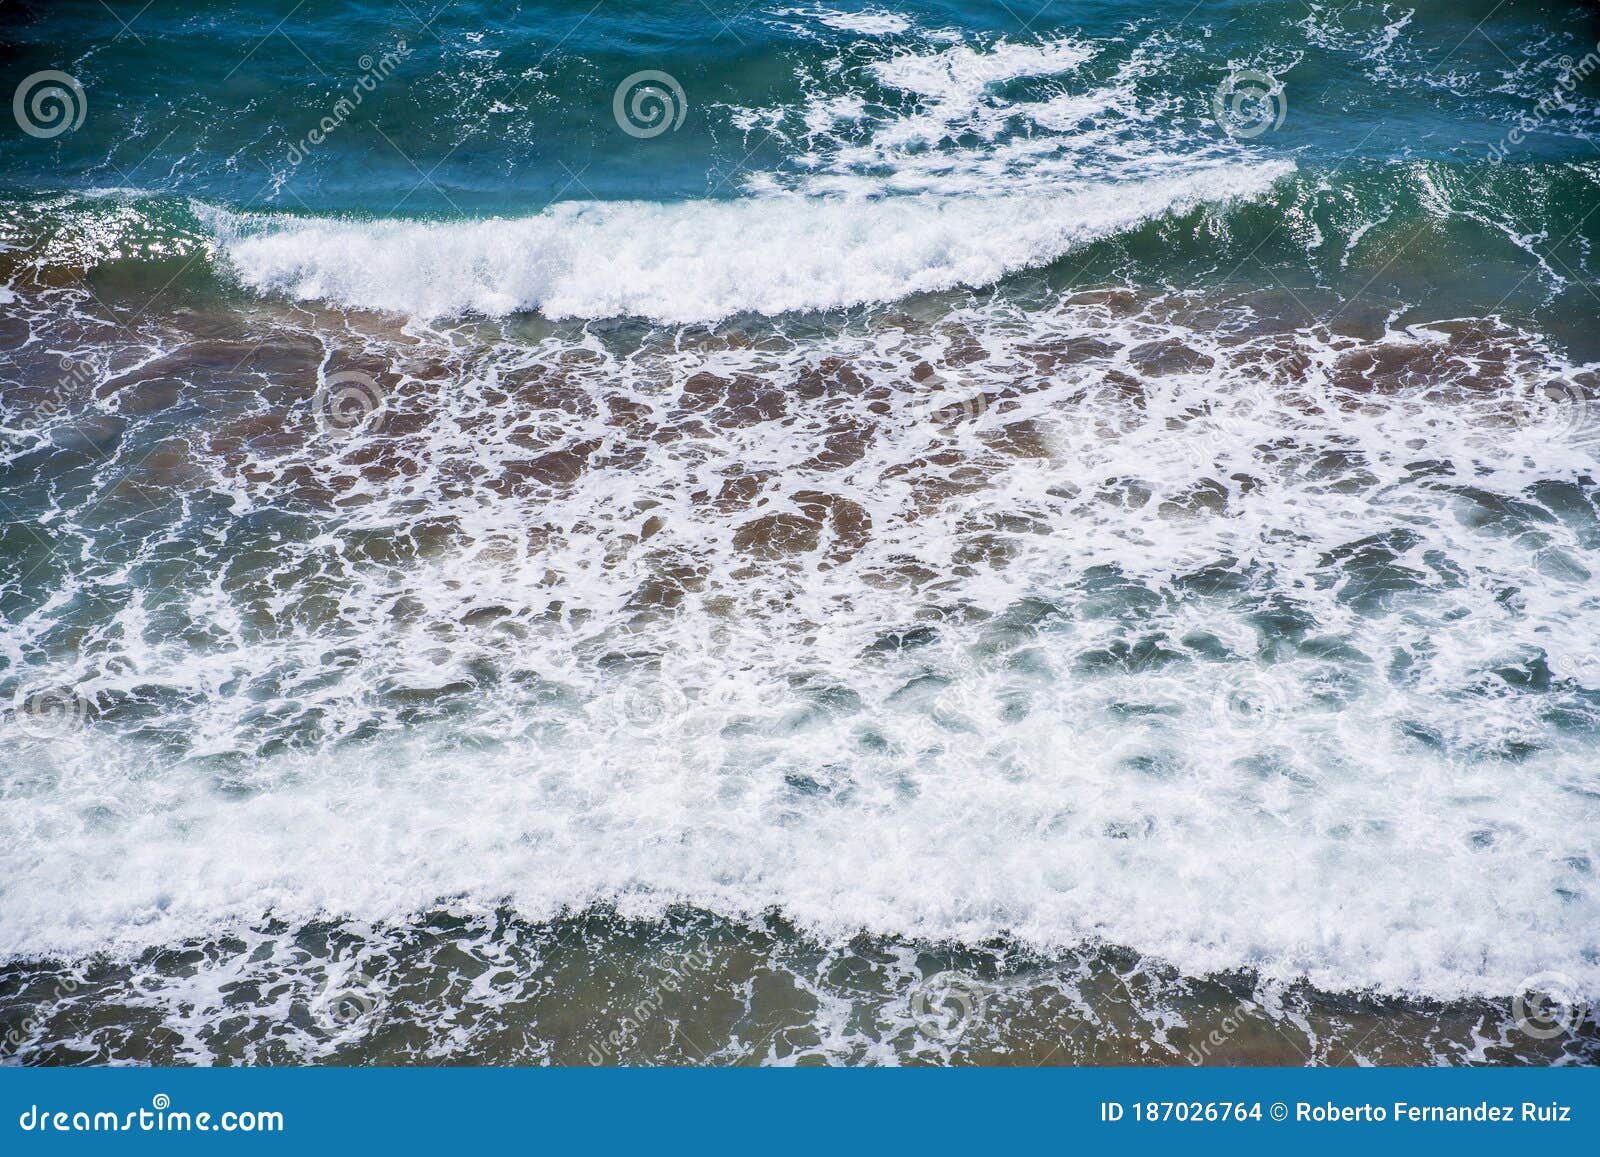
[2,1,1597,204]
[0,0,1597,334]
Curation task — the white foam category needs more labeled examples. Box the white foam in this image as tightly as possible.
[207,28,1270,323]
[207,163,1288,322]
[2,297,1597,1009]
[5,19,1599,1019]
[869,35,1096,101]
[724,26,1221,203]
[773,6,913,36]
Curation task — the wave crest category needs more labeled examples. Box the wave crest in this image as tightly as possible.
[205,163,1290,322]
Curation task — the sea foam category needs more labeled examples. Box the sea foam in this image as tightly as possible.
[207,163,1289,322]
[1,294,1596,1009]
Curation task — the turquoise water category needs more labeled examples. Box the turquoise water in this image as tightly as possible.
[2,0,1599,336]
[1,1,1598,1064]
[6,1,1598,193]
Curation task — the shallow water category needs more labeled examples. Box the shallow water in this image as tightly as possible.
[4,907,1595,1066]
[1,0,1598,1065]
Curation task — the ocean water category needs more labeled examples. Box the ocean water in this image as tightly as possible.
[1,0,1598,1065]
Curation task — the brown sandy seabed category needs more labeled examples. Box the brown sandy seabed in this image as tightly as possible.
[0,266,1597,1067]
